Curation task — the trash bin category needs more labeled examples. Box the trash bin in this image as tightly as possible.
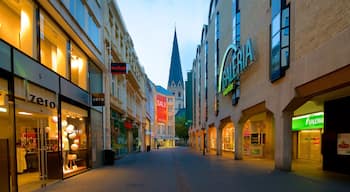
[146,145,150,152]
[103,150,115,165]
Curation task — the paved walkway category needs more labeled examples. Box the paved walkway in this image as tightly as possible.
[35,147,350,192]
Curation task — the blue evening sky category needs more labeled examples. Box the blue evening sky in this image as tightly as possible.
[117,0,211,88]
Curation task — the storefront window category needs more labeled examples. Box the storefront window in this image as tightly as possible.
[61,102,88,177]
[222,125,234,151]
[14,78,59,188]
[70,44,87,90]
[40,11,68,78]
[209,128,217,149]
[243,120,266,157]
[0,0,35,57]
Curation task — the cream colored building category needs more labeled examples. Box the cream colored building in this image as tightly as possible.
[190,0,350,174]
[154,86,175,148]
[104,0,147,155]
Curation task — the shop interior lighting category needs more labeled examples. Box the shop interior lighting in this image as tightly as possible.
[0,107,7,113]
[18,111,32,115]
[300,130,321,133]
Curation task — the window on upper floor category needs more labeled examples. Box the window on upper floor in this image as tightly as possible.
[178,92,181,97]
[70,43,88,90]
[0,0,35,57]
[270,0,290,82]
[40,11,68,78]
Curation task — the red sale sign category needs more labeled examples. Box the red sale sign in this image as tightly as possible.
[156,95,167,123]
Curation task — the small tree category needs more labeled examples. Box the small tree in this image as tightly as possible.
[175,115,188,144]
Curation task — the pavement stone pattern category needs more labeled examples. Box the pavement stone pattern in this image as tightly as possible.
[35,147,350,192]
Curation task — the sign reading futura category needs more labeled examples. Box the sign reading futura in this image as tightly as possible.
[218,38,255,96]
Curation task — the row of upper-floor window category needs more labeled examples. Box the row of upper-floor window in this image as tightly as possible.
[193,0,290,115]
[0,0,95,90]
[62,0,101,50]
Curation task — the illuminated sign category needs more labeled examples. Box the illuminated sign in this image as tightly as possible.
[92,93,105,106]
[29,94,56,109]
[292,112,324,131]
[111,63,128,74]
[218,38,255,96]
[156,95,167,123]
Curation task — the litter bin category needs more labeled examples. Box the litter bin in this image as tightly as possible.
[103,150,115,165]
[146,145,150,152]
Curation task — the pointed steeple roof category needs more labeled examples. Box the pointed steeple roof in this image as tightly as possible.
[167,29,184,88]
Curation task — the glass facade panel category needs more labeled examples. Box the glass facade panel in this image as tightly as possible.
[281,28,289,47]
[40,11,68,78]
[61,102,88,177]
[0,0,34,57]
[272,13,280,36]
[71,44,88,90]
[282,7,290,28]
[281,47,289,68]
[0,41,11,71]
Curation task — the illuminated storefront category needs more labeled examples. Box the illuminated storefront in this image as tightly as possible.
[222,125,234,152]
[0,37,91,190]
[208,127,217,150]
[292,112,323,162]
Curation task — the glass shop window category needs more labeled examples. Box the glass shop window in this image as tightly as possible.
[0,0,35,57]
[40,11,68,77]
[61,102,88,176]
[70,44,88,90]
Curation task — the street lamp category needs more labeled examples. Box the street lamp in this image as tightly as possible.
[201,127,206,156]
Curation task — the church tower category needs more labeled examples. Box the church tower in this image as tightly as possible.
[167,29,184,113]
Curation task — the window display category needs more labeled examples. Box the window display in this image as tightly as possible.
[61,102,88,176]
[222,126,234,151]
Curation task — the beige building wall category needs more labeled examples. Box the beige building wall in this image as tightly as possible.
[190,0,350,171]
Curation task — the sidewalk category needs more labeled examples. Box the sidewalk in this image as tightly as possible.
[189,147,350,185]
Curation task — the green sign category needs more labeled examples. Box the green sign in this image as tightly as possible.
[292,112,324,131]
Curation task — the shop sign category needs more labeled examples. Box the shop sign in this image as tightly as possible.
[337,133,350,155]
[218,38,255,96]
[292,112,324,131]
[111,63,128,74]
[124,121,132,129]
[29,94,56,109]
[92,93,105,106]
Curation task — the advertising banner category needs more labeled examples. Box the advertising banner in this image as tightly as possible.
[337,133,350,155]
[156,95,167,123]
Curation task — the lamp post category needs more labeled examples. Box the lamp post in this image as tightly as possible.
[201,127,206,156]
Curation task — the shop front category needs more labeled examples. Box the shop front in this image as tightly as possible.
[242,113,273,159]
[292,112,323,162]
[0,40,91,191]
[208,127,217,152]
[111,110,127,157]
[222,124,234,152]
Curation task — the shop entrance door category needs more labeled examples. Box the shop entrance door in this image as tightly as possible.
[298,130,322,162]
[17,116,54,191]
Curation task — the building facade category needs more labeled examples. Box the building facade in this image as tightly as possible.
[0,0,106,191]
[185,71,193,129]
[154,86,175,148]
[189,0,350,175]
[167,30,184,113]
[104,0,146,156]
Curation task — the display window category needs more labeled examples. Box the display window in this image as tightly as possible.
[70,44,87,90]
[61,102,88,177]
[222,126,234,151]
[0,0,35,57]
[208,128,216,149]
[40,11,68,78]
[243,120,266,157]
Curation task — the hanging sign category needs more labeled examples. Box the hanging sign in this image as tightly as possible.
[111,63,128,74]
[92,93,105,106]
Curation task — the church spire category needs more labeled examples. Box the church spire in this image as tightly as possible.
[167,29,184,89]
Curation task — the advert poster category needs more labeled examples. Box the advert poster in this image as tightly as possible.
[337,133,350,155]
[156,95,167,123]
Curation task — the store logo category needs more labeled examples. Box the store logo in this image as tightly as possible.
[29,94,56,109]
[218,38,255,97]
